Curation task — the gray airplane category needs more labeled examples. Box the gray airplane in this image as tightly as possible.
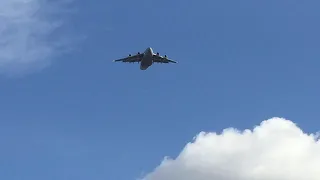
[113,47,177,70]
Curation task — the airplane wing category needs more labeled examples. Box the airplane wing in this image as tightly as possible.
[113,53,143,63]
[152,54,177,63]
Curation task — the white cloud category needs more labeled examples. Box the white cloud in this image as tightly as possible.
[0,0,76,76]
[142,117,320,180]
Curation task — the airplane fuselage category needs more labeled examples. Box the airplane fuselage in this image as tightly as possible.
[140,47,154,70]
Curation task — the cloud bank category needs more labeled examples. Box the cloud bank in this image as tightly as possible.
[142,117,320,180]
[0,0,75,76]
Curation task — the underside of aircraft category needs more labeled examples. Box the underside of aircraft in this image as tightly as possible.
[113,47,177,70]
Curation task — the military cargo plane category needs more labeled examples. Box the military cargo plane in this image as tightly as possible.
[113,47,177,70]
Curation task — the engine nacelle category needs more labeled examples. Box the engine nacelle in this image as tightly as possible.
[128,54,131,56]
[137,52,140,54]
[164,55,167,58]
[156,52,159,55]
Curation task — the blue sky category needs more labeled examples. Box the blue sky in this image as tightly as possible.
[1,0,320,179]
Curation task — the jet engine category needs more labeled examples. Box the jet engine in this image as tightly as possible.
[128,54,131,56]
[137,52,140,54]
[164,55,167,58]
[156,52,160,55]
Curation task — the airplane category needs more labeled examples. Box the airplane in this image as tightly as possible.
[113,47,177,70]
